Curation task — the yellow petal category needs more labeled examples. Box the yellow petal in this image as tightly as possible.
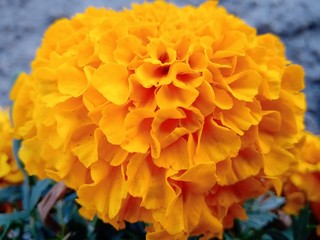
[172,62,203,88]
[232,147,263,180]
[95,129,129,166]
[151,108,188,149]
[57,66,88,97]
[92,63,129,105]
[0,154,11,178]
[216,158,238,186]
[187,44,208,71]
[146,39,176,65]
[171,162,217,193]
[126,154,176,209]
[282,64,305,91]
[77,161,127,219]
[83,86,107,113]
[195,119,241,164]
[156,83,199,109]
[264,146,294,176]
[122,109,154,153]
[291,174,320,202]
[213,88,233,110]
[225,70,262,102]
[193,81,216,116]
[212,31,246,58]
[129,75,157,110]
[99,103,128,145]
[220,100,261,135]
[114,35,145,65]
[70,125,98,167]
[153,137,190,170]
[135,63,171,88]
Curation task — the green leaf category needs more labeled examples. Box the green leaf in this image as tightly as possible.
[0,185,22,203]
[243,212,277,230]
[292,206,312,240]
[29,178,53,211]
[13,139,31,212]
[0,211,28,224]
[264,229,290,240]
[261,234,273,240]
[0,223,10,239]
[224,232,237,240]
[252,194,285,212]
[12,139,24,170]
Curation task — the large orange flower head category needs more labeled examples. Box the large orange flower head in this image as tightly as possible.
[11,1,306,239]
[0,107,23,188]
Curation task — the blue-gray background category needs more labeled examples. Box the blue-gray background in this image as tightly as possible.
[0,0,319,133]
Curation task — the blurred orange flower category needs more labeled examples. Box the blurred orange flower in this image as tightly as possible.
[283,132,320,234]
[0,107,23,188]
[11,1,306,239]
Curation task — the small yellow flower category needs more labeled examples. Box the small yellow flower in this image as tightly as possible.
[11,1,306,238]
[0,107,23,188]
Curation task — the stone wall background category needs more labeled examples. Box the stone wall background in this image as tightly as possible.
[0,0,319,133]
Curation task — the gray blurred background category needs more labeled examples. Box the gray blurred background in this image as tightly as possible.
[0,0,319,133]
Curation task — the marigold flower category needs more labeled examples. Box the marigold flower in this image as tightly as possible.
[0,107,23,188]
[11,1,306,239]
[283,132,320,234]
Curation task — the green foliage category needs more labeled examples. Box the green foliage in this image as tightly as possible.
[223,192,318,240]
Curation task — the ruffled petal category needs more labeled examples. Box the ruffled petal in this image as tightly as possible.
[92,63,130,105]
[77,160,127,220]
[126,154,176,209]
[195,119,241,164]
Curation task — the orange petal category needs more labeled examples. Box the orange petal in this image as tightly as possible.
[69,125,98,168]
[92,63,129,105]
[146,39,176,65]
[281,64,305,91]
[212,31,246,58]
[220,100,261,135]
[153,137,190,170]
[114,35,145,65]
[264,146,295,176]
[171,162,217,193]
[99,103,129,145]
[122,109,154,153]
[126,154,177,210]
[151,108,188,149]
[77,161,127,219]
[193,81,216,116]
[232,147,263,180]
[95,129,128,166]
[156,83,199,109]
[57,66,88,97]
[195,119,241,164]
[225,70,262,102]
